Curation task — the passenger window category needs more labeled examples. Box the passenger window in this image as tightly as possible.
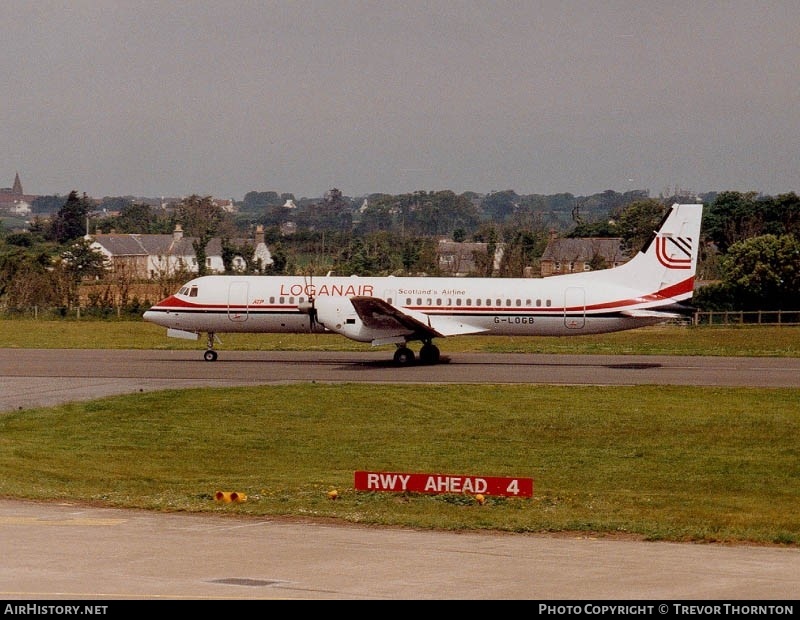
[546,299,552,307]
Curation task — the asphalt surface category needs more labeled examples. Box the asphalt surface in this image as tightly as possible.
[1,348,799,601]
[2,349,800,413]
[2,498,799,601]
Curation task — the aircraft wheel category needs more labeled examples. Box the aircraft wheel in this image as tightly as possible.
[204,350,218,362]
[393,347,415,366]
[419,344,440,364]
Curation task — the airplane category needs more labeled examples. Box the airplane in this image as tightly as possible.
[143,202,703,365]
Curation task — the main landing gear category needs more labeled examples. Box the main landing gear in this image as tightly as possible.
[204,332,218,361]
[393,340,441,366]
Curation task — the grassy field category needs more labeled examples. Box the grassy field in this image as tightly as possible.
[1,319,799,546]
[1,318,799,357]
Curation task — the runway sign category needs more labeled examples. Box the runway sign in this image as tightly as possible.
[354,470,533,497]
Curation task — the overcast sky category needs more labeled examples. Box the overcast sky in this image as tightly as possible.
[2,1,798,201]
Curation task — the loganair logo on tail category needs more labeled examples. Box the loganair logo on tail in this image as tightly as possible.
[656,234,693,269]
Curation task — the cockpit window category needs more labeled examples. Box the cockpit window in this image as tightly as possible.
[177,285,199,297]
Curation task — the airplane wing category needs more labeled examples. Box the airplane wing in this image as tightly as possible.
[349,296,487,338]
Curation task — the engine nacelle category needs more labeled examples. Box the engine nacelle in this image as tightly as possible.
[313,296,412,343]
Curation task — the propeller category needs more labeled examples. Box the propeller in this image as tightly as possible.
[298,272,318,332]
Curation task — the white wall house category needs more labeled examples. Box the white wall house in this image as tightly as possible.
[89,224,273,279]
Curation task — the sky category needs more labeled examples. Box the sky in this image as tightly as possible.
[2,1,798,201]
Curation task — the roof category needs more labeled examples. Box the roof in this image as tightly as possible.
[90,233,256,257]
[91,234,194,257]
[540,237,628,263]
[437,240,489,254]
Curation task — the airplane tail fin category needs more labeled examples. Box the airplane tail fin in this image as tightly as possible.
[612,203,703,305]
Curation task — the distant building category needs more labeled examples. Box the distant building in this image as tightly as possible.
[0,172,37,213]
[89,224,273,279]
[212,198,235,212]
[540,235,628,277]
[279,221,297,235]
[437,240,504,276]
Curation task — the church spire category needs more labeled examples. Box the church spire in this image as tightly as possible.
[12,172,22,195]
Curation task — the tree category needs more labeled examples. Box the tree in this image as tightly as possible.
[176,195,228,276]
[1,251,61,310]
[242,191,282,212]
[613,199,668,255]
[294,188,353,232]
[265,243,287,274]
[481,190,518,222]
[718,234,800,310]
[115,202,154,233]
[761,192,800,238]
[49,191,92,244]
[30,194,65,215]
[472,227,498,276]
[56,238,108,308]
[499,229,547,277]
[696,233,800,311]
[405,191,480,237]
[704,191,763,252]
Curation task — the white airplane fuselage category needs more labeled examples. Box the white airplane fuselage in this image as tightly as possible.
[144,272,672,338]
[143,203,703,364]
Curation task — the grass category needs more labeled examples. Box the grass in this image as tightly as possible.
[0,318,799,357]
[1,318,799,546]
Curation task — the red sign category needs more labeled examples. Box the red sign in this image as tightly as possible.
[354,470,533,497]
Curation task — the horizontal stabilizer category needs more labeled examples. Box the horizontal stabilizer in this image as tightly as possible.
[652,302,697,315]
[620,309,683,319]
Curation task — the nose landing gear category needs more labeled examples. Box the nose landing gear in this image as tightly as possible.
[204,332,218,361]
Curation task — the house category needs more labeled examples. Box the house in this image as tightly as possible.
[539,236,628,277]
[212,198,236,213]
[437,240,504,276]
[89,224,273,279]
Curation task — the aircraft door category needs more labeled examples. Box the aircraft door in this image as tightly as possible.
[564,287,585,329]
[227,281,249,323]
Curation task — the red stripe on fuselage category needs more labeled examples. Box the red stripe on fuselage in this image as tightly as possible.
[150,276,695,316]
